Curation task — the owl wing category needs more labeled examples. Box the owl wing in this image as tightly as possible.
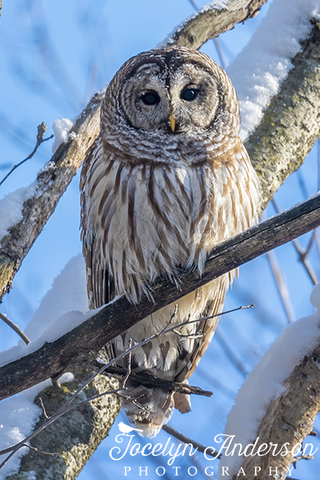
[80,138,116,309]
[175,276,230,383]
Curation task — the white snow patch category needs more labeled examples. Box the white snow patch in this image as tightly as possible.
[200,0,229,10]
[218,283,320,478]
[0,380,51,480]
[25,255,89,342]
[52,118,74,153]
[59,372,75,384]
[0,182,37,243]
[162,0,229,46]
[227,0,320,141]
[0,255,95,477]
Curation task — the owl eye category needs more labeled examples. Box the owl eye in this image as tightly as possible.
[141,91,160,106]
[181,88,198,101]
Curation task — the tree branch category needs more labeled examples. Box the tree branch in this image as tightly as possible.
[0,123,53,187]
[4,366,120,480]
[231,345,320,480]
[164,0,268,49]
[99,364,213,397]
[246,18,320,213]
[1,191,320,402]
[0,91,103,301]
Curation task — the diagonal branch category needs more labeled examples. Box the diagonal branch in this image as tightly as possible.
[230,345,320,480]
[1,191,320,402]
[164,0,268,49]
[0,123,53,187]
[0,91,102,301]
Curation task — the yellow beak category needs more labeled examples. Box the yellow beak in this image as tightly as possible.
[169,113,176,133]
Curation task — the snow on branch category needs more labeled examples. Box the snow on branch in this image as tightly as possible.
[245,17,320,212]
[220,283,320,479]
[0,91,102,301]
[1,191,320,402]
[163,0,268,49]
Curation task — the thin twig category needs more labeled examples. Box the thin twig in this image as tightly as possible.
[98,364,212,397]
[0,312,30,345]
[38,397,49,420]
[22,444,60,457]
[63,304,179,411]
[0,123,53,187]
[292,453,314,466]
[196,366,236,400]
[215,328,249,377]
[260,209,296,323]
[267,250,296,323]
[272,199,319,285]
[122,338,133,389]
[162,424,221,459]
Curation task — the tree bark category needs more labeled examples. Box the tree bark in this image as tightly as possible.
[230,346,320,480]
[5,367,120,480]
[164,0,268,49]
[246,18,320,213]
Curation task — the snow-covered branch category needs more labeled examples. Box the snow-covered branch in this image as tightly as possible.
[164,0,268,49]
[1,367,120,480]
[219,284,320,479]
[245,18,320,212]
[0,91,102,302]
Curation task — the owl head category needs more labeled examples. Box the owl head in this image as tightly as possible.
[101,47,240,150]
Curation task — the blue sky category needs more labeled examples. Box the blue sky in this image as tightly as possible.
[1,1,320,479]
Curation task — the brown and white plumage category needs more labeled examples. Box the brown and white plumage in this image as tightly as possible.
[80,47,259,437]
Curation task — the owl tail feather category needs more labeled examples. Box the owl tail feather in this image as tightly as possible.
[120,383,175,438]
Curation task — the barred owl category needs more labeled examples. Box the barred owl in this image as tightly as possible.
[80,47,259,437]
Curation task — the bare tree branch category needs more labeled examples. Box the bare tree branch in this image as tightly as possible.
[0,123,53,187]
[266,250,296,323]
[1,191,320,402]
[0,312,30,345]
[272,199,319,285]
[162,424,221,459]
[98,364,213,397]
